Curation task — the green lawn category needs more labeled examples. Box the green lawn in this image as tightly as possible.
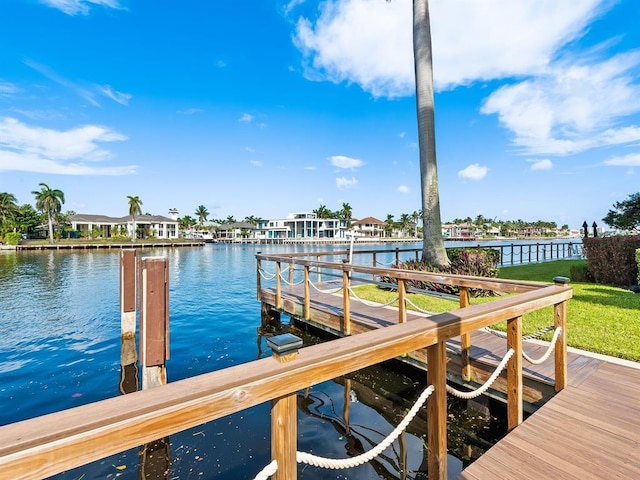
[356,260,640,362]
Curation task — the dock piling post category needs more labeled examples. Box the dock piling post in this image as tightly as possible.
[507,316,523,430]
[427,341,448,480]
[139,256,169,390]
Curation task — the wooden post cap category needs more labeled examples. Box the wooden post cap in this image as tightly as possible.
[553,276,570,284]
[267,333,302,362]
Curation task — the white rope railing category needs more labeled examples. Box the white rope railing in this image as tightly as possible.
[522,327,562,365]
[374,259,396,267]
[252,385,434,478]
[308,279,343,295]
[277,271,305,286]
[258,267,277,281]
[253,460,278,480]
[483,325,554,341]
[296,385,434,469]
[446,349,515,399]
[347,287,398,308]
[405,296,437,315]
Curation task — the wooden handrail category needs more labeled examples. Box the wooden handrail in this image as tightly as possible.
[0,283,571,479]
[256,253,544,294]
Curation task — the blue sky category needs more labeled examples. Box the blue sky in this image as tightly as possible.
[1,0,639,230]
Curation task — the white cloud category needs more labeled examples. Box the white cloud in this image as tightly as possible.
[529,159,553,171]
[293,0,604,97]
[329,154,364,169]
[239,113,254,123]
[304,165,317,170]
[458,163,488,181]
[336,176,358,189]
[177,108,204,115]
[250,160,263,167]
[0,117,135,175]
[398,132,406,138]
[98,85,132,105]
[398,185,410,193]
[603,152,640,166]
[245,146,256,153]
[0,81,20,97]
[481,52,640,155]
[39,0,122,16]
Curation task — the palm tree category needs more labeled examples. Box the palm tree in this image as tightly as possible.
[32,183,65,244]
[339,202,353,228]
[411,209,422,237]
[399,213,411,237]
[195,205,209,227]
[313,204,332,219]
[413,0,449,266]
[384,214,395,238]
[127,195,143,242]
[0,192,19,226]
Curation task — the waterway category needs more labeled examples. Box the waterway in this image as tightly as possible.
[0,240,578,479]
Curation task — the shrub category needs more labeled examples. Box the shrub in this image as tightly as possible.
[583,236,640,287]
[569,264,592,283]
[637,248,640,285]
[382,248,500,297]
[4,232,23,245]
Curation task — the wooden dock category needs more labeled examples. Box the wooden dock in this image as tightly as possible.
[14,240,205,250]
[260,280,573,410]
[456,359,640,479]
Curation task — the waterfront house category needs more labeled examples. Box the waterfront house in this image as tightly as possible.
[69,214,179,240]
[351,216,385,238]
[257,213,349,240]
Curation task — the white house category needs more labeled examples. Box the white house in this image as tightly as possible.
[69,214,179,240]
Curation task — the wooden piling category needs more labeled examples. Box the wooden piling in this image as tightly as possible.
[119,249,137,335]
[139,256,169,389]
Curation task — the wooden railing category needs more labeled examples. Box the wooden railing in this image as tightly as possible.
[261,240,583,268]
[0,255,572,480]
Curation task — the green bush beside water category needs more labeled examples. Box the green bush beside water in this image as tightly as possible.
[357,259,640,362]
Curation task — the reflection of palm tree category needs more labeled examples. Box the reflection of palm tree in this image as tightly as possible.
[195,205,209,226]
[127,195,143,242]
[32,183,65,244]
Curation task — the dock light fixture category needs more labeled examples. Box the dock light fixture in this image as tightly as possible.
[267,333,303,363]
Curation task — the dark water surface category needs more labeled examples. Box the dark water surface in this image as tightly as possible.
[1,243,510,479]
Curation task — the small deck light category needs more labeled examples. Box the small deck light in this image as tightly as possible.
[267,333,303,363]
[553,276,570,285]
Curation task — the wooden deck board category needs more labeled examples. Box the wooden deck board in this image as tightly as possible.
[456,362,640,479]
[262,283,639,478]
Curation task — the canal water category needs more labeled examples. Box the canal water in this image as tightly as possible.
[0,240,576,479]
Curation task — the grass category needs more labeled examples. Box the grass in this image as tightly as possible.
[355,259,640,362]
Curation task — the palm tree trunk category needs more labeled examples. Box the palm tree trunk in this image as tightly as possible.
[414,0,449,266]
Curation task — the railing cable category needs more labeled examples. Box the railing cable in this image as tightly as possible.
[308,279,343,295]
[347,287,398,308]
[446,348,515,399]
[296,385,434,470]
[253,460,278,480]
[522,327,562,365]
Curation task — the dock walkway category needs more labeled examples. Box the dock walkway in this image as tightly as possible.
[262,280,586,409]
[456,359,640,479]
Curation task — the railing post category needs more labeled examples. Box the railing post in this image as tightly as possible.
[510,243,514,265]
[316,255,321,283]
[459,287,471,381]
[256,254,262,300]
[395,247,400,266]
[536,243,539,262]
[506,316,523,431]
[276,261,282,309]
[372,252,377,280]
[304,266,310,320]
[267,335,302,480]
[554,276,569,391]
[427,341,447,480]
[139,256,169,390]
[342,260,351,335]
[398,279,407,324]
[288,261,294,285]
